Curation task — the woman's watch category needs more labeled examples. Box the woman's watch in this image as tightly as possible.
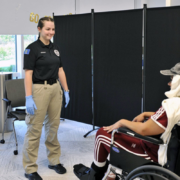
[64,89,70,92]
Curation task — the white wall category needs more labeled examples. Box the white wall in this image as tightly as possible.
[0,0,135,34]
[170,0,180,6]
[147,0,166,8]
[134,0,167,9]
[1,0,172,35]
[0,0,178,34]
[0,0,75,34]
[76,0,134,14]
[134,0,147,9]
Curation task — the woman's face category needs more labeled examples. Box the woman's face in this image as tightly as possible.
[168,76,173,87]
[38,21,55,41]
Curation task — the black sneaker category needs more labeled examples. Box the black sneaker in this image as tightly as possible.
[24,172,43,180]
[48,164,66,174]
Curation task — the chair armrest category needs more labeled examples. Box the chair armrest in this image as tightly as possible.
[117,127,163,145]
[2,98,11,105]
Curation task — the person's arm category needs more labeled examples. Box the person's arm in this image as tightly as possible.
[58,67,69,91]
[58,67,70,108]
[24,70,33,96]
[133,112,155,122]
[120,119,165,136]
[24,69,37,115]
[144,112,155,117]
[103,118,165,136]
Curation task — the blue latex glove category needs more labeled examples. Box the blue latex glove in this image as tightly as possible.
[25,95,37,115]
[64,91,70,108]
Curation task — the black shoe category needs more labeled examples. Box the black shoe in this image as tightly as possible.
[24,172,43,180]
[73,164,91,179]
[48,164,66,174]
[74,164,104,180]
[73,160,109,180]
[73,164,96,180]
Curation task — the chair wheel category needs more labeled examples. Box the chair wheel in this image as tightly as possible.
[0,139,5,144]
[14,150,18,155]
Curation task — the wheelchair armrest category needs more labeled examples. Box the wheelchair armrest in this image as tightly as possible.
[2,98,11,106]
[117,127,163,145]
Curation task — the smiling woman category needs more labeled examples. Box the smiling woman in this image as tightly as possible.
[0,35,16,72]
[23,16,70,180]
[37,17,55,42]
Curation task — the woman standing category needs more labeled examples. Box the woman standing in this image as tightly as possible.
[23,17,70,180]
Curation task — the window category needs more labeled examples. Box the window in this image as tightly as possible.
[24,35,38,50]
[0,35,16,72]
[23,35,53,49]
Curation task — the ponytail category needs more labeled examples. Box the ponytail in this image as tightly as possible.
[37,17,54,38]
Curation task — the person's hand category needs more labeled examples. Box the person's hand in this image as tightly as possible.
[133,113,145,122]
[103,120,123,133]
[64,91,70,108]
[25,95,37,115]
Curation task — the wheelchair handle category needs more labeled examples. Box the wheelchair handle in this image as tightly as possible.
[111,129,119,145]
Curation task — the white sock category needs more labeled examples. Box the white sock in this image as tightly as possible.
[93,159,106,167]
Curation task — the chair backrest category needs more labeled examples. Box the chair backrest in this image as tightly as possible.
[167,124,180,176]
[5,79,25,108]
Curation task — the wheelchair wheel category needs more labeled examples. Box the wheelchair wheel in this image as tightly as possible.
[125,165,180,180]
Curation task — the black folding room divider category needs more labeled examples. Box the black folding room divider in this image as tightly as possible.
[53,14,92,124]
[53,10,143,128]
[54,5,180,130]
[145,6,180,112]
[94,10,143,127]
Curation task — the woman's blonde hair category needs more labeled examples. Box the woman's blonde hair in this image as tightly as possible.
[37,17,54,38]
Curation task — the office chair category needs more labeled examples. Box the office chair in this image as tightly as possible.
[1,79,26,155]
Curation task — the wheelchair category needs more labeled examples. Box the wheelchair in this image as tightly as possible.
[103,122,180,180]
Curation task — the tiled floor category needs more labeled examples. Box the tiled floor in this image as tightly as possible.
[0,119,98,180]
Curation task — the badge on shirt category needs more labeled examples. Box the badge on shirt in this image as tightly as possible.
[24,49,30,55]
[54,50,60,56]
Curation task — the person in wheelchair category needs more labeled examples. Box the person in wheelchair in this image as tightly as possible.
[73,62,180,180]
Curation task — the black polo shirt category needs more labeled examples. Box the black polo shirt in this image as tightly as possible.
[23,39,63,83]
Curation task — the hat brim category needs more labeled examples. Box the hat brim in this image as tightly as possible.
[160,70,176,76]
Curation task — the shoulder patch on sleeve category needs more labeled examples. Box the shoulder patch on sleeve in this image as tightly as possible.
[24,49,31,55]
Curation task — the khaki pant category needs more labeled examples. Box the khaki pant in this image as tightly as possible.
[23,81,63,174]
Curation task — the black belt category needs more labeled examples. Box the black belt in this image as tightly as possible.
[33,79,57,85]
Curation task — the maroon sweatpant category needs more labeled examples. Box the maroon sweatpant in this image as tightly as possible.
[94,128,159,163]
